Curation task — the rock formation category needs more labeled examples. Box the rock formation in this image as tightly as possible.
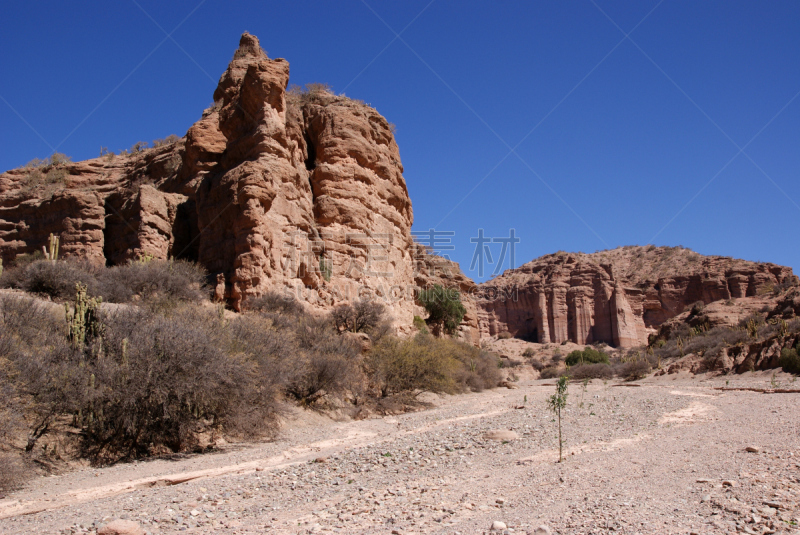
[476,246,797,348]
[1,36,796,347]
[0,33,420,324]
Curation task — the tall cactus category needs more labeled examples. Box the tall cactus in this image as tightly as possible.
[43,233,60,261]
[65,282,103,349]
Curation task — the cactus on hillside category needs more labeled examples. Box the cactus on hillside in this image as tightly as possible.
[43,233,60,261]
[65,282,103,349]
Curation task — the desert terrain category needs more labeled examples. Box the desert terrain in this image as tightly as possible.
[1,370,798,535]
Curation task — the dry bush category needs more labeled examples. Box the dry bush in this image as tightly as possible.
[284,314,362,405]
[530,359,546,372]
[1,259,100,300]
[0,292,282,464]
[73,306,273,462]
[1,259,208,305]
[284,336,361,406]
[368,335,461,397]
[614,360,651,381]
[287,83,333,107]
[152,134,180,148]
[540,366,563,379]
[497,331,512,339]
[569,363,613,380]
[97,259,208,304]
[331,298,385,335]
[366,334,500,397]
[244,291,304,316]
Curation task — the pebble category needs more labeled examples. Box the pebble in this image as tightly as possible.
[533,526,552,535]
[491,520,508,530]
[745,446,761,453]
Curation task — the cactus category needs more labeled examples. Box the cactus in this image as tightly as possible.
[43,233,60,261]
[135,252,155,264]
[65,282,103,349]
[319,256,332,282]
[746,318,760,339]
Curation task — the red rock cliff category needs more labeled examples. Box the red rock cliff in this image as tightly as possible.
[0,33,419,322]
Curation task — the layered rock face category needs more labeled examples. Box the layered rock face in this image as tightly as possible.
[476,246,797,348]
[0,33,418,322]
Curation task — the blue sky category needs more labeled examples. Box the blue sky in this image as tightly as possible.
[1,1,798,282]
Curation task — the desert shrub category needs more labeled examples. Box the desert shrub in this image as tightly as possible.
[569,363,613,380]
[418,284,466,335]
[368,335,458,396]
[283,314,362,405]
[1,259,100,299]
[540,366,562,379]
[0,352,28,491]
[497,331,512,339]
[522,347,535,358]
[368,334,499,397]
[69,307,263,461]
[152,134,180,148]
[287,83,333,106]
[96,259,208,304]
[331,298,385,334]
[413,315,429,334]
[284,333,361,406]
[614,360,651,381]
[530,359,545,372]
[449,342,502,392]
[19,153,72,192]
[244,291,304,316]
[779,345,800,374]
[551,350,563,363]
[1,258,208,305]
[0,291,284,464]
[565,347,610,366]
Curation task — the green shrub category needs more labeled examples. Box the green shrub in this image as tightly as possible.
[565,347,610,366]
[418,284,466,335]
[779,346,800,374]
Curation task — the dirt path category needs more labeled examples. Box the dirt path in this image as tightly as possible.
[1,372,799,534]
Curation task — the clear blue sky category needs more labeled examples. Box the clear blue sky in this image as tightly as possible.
[2,1,798,282]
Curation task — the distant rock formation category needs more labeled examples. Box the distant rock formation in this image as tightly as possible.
[475,246,797,347]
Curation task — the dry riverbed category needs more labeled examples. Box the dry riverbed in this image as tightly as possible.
[1,371,799,534]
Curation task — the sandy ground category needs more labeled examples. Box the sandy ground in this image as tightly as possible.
[1,371,799,535]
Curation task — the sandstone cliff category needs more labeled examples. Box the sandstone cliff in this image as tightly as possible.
[0,33,420,324]
[476,246,797,348]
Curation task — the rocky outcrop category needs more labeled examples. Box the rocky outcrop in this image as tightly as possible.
[476,246,797,348]
[0,33,421,326]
